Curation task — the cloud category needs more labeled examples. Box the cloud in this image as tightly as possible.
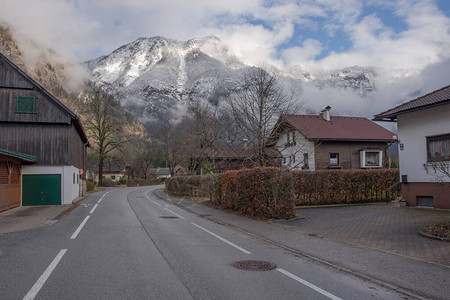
[0,0,449,120]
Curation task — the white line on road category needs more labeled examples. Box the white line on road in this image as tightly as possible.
[89,204,99,214]
[23,249,68,300]
[152,200,162,207]
[277,268,342,300]
[191,222,252,255]
[70,216,90,239]
[164,207,185,219]
[98,190,111,203]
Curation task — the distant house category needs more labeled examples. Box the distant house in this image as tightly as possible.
[86,159,131,183]
[0,53,89,210]
[374,84,450,209]
[148,167,171,179]
[268,106,396,170]
[192,144,282,174]
[174,165,188,176]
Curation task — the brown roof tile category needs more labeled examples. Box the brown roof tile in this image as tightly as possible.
[374,84,450,121]
[281,114,395,141]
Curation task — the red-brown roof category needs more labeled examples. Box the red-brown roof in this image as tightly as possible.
[280,114,395,141]
[374,84,450,121]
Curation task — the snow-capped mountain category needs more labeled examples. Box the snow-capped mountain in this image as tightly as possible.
[86,36,378,128]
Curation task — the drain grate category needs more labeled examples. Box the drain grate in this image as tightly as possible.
[159,216,179,219]
[231,260,277,271]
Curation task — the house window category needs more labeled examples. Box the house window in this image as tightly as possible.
[330,153,339,165]
[427,134,450,162]
[73,173,75,184]
[303,153,309,169]
[286,132,296,146]
[15,96,37,114]
[360,150,383,168]
[111,175,116,180]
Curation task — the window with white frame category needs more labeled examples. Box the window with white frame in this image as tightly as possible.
[360,150,383,168]
[329,153,339,165]
[427,134,450,162]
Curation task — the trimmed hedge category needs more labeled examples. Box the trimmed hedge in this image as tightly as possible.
[292,169,400,205]
[127,178,162,187]
[221,167,295,219]
[165,174,222,204]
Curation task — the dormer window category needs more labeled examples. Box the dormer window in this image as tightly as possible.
[15,96,37,114]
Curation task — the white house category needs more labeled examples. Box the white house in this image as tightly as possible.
[268,107,396,171]
[374,84,450,209]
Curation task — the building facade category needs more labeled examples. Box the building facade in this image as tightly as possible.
[374,84,450,209]
[0,53,89,208]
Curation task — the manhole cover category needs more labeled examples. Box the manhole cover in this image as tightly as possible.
[159,216,179,219]
[231,260,277,271]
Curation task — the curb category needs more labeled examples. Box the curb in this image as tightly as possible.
[417,230,450,242]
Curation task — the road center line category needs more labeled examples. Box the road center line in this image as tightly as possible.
[70,216,90,239]
[89,204,99,214]
[277,268,342,300]
[164,207,185,219]
[23,249,67,300]
[152,200,162,207]
[191,222,252,255]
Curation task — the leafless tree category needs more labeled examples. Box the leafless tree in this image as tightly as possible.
[227,67,301,166]
[83,85,127,186]
[424,161,450,183]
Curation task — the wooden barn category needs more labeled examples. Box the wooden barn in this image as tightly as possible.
[0,53,89,211]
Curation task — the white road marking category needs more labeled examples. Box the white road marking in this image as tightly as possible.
[89,204,98,214]
[98,190,111,203]
[191,222,252,255]
[164,207,185,219]
[152,200,162,207]
[23,249,67,300]
[277,268,342,300]
[70,216,90,239]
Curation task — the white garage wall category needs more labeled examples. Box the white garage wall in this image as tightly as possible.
[22,165,80,205]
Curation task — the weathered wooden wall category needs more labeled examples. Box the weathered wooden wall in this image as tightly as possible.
[0,123,76,166]
[0,54,87,169]
[0,159,21,212]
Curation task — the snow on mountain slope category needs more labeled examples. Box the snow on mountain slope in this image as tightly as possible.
[85,36,379,129]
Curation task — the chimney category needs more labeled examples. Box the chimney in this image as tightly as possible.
[321,106,331,121]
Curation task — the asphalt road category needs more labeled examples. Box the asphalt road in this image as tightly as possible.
[0,186,410,299]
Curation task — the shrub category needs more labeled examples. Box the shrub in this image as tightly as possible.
[200,174,222,205]
[221,167,295,219]
[86,180,94,192]
[292,169,400,206]
[165,175,201,196]
[127,178,161,187]
[101,178,115,187]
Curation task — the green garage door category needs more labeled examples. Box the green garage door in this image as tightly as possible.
[22,174,61,206]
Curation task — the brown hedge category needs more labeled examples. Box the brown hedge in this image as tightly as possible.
[292,169,400,205]
[221,167,295,219]
[165,174,222,203]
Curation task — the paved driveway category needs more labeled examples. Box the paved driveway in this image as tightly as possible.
[288,205,450,267]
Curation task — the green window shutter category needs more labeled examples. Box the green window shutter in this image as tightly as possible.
[15,96,37,114]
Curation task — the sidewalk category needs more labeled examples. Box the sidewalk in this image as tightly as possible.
[0,205,72,234]
[154,188,450,300]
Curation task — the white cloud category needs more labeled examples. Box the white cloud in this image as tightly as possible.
[0,0,449,119]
